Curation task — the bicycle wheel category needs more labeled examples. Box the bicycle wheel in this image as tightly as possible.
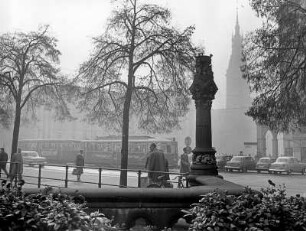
[177,181,184,188]
[147,183,161,188]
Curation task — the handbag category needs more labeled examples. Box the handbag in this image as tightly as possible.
[72,168,78,175]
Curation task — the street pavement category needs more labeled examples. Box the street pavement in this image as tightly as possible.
[9,166,306,197]
[220,170,306,197]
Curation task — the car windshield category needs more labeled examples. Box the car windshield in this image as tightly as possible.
[231,156,243,162]
[276,157,289,163]
[23,152,39,157]
[258,158,270,163]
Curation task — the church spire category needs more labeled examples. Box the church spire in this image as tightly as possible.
[225,6,251,109]
[235,6,240,36]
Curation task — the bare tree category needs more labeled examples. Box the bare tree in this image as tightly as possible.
[242,0,306,131]
[76,0,198,186]
[0,25,70,156]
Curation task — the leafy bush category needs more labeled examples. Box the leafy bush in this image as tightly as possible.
[5,179,305,231]
[0,180,115,231]
[0,180,183,231]
[187,181,306,231]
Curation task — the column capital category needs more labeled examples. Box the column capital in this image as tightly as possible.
[189,55,218,101]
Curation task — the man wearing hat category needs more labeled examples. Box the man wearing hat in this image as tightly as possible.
[145,143,169,184]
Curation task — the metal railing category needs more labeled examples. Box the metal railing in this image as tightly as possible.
[0,161,189,189]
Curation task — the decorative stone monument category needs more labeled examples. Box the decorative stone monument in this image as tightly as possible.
[189,54,218,182]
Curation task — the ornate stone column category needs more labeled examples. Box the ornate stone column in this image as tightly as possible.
[189,54,218,180]
[272,131,279,158]
[256,124,268,157]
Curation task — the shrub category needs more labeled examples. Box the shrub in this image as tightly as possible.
[0,180,115,231]
[186,181,306,231]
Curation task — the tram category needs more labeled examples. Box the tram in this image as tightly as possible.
[18,136,178,169]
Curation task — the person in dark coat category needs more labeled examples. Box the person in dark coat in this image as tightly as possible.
[0,148,9,177]
[180,147,191,174]
[145,143,168,184]
[75,149,85,182]
[9,148,23,184]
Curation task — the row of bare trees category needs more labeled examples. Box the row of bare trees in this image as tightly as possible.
[0,0,199,186]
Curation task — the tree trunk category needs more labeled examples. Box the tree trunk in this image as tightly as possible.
[119,87,132,187]
[119,14,136,187]
[11,102,21,157]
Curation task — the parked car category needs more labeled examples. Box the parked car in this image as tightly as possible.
[269,156,306,175]
[255,157,276,173]
[224,156,256,172]
[21,151,47,167]
[216,155,232,170]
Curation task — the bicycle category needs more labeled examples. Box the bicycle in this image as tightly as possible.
[146,175,173,188]
[173,175,188,188]
[147,174,188,188]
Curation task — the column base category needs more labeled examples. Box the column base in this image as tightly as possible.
[188,147,218,186]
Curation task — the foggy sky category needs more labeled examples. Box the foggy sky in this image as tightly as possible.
[0,0,261,108]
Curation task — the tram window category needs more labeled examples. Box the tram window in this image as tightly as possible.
[114,143,120,152]
[141,144,146,153]
[130,143,141,153]
[102,144,106,151]
[167,145,171,153]
[108,144,112,151]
